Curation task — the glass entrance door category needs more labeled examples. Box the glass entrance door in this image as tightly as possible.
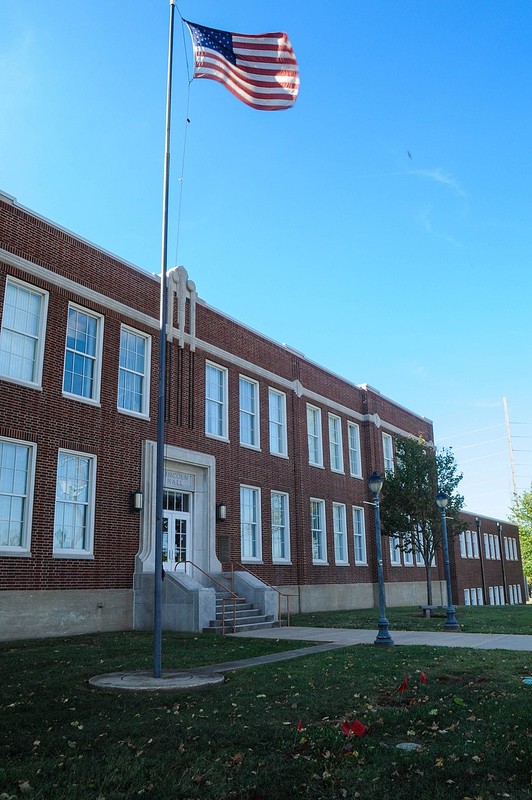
[162,490,192,572]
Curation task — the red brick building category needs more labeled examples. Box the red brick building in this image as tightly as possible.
[450,511,524,607]
[0,192,525,639]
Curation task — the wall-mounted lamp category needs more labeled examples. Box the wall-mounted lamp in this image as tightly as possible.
[216,501,227,522]
[131,490,143,512]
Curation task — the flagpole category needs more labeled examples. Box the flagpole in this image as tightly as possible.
[154,0,176,679]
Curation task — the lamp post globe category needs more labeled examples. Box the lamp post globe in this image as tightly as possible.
[436,491,460,631]
[368,472,393,646]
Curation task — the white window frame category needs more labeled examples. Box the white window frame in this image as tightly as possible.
[464,588,471,606]
[465,530,473,558]
[310,498,327,564]
[512,538,518,560]
[488,586,494,605]
[347,422,362,478]
[0,437,37,555]
[205,361,229,441]
[268,388,287,458]
[472,530,479,558]
[328,414,344,473]
[389,534,401,565]
[415,528,425,565]
[62,303,104,404]
[332,502,348,564]
[382,432,394,473]
[239,375,260,449]
[484,533,490,559]
[504,536,509,559]
[403,537,414,566]
[53,449,96,558]
[307,405,323,468]
[499,585,505,604]
[471,587,478,606]
[117,325,151,418]
[459,531,467,558]
[488,534,496,559]
[0,276,48,389]
[494,536,500,560]
[477,587,483,605]
[240,485,262,562]
[271,490,290,563]
[517,584,522,603]
[352,506,367,565]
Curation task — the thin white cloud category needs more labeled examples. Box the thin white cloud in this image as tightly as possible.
[418,207,460,246]
[411,168,466,198]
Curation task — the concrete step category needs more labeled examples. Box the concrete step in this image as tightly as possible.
[203,619,280,634]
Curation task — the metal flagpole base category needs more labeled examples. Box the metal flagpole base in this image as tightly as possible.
[374,621,394,646]
[443,608,461,632]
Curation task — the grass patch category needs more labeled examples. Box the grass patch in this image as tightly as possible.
[291,603,532,635]
[1,631,531,799]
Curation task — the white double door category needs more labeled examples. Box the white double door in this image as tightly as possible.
[162,490,192,572]
[162,511,191,571]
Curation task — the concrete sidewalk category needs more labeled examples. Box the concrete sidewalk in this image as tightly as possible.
[232,625,532,651]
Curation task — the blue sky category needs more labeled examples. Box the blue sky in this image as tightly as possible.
[2,0,531,521]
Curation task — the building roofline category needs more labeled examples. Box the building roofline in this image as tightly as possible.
[0,190,159,285]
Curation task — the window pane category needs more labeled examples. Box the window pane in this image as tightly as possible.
[271,492,288,561]
[118,329,147,413]
[63,308,100,399]
[240,487,260,560]
[54,453,92,552]
[0,441,30,549]
[239,378,257,446]
[206,365,226,437]
[0,282,44,383]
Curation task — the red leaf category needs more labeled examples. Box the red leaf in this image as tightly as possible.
[350,719,367,737]
[420,672,427,684]
[340,720,352,736]
[297,720,303,732]
[398,676,408,693]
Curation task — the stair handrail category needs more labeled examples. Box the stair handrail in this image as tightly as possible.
[175,560,244,634]
[230,561,296,627]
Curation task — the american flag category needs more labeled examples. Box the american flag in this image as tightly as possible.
[184,20,299,111]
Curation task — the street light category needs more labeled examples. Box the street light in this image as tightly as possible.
[368,471,394,646]
[435,491,460,631]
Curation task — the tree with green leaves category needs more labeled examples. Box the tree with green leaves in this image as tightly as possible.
[509,486,532,591]
[380,437,464,605]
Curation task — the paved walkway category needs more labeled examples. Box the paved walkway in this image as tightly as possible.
[89,626,531,693]
[231,626,532,652]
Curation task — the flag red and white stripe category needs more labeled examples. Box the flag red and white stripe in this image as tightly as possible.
[185,20,299,111]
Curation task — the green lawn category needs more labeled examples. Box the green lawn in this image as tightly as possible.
[1,627,531,800]
[291,603,532,635]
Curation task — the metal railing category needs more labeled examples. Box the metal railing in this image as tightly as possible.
[174,560,244,634]
[229,562,296,627]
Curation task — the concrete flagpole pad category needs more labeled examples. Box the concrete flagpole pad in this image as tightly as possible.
[89,670,225,693]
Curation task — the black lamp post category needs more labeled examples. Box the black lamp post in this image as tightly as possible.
[368,471,394,646]
[435,491,460,631]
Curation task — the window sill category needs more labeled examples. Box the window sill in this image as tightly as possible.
[53,552,95,560]
[205,432,230,443]
[0,549,32,557]
[0,375,43,391]
[62,393,101,408]
[117,407,151,421]
[239,443,261,452]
